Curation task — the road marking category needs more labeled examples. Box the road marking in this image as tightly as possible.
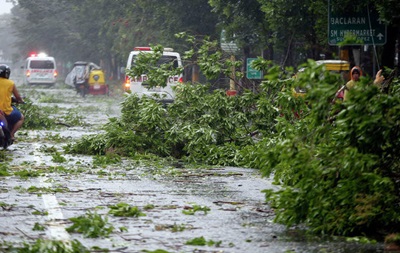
[39,177,71,241]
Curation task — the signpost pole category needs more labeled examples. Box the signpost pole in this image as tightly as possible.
[229,55,236,92]
[220,30,239,96]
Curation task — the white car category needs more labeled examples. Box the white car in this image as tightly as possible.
[124,47,183,103]
[24,53,57,86]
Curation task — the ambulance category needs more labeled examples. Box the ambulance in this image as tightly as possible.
[124,47,183,103]
[24,53,58,86]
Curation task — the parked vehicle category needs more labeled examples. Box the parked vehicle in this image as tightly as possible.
[23,53,57,86]
[124,47,183,103]
[287,60,350,119]
[65,61,108,97]
[292,60,350,98]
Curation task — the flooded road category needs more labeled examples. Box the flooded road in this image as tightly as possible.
[0,84,385,252]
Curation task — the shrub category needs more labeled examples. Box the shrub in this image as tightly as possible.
[250,62,400,235]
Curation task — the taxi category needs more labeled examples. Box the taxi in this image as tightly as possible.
[292,60,350,98]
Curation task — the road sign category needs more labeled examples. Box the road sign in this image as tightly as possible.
[328,1,386,45]
[246,58,263,79]
[220,30,239,54]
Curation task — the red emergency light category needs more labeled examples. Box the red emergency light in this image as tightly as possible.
[29,52,48,57]
[134,47,151,51]
[133,47,174,52]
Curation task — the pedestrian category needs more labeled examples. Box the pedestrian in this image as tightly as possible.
[0,64,25,142]
[343,66,362,101]
[343,66,386,101]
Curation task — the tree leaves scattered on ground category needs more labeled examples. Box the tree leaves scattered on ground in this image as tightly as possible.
[65,39,400,238]
[1,239,91,253]
[19,98,57,129]
[66,211,114,238]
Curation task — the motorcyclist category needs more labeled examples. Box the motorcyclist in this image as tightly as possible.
[72,63,90,95]
[0,64,24,142]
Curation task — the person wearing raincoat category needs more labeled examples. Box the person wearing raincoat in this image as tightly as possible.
[343,66,385,101]
[343,66,362,101]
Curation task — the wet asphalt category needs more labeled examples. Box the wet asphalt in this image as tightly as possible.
[0,83,385,253]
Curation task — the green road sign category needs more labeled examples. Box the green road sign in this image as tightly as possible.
[328,1,386,45]
[246,58,262,79]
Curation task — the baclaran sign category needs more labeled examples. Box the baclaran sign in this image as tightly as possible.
[328,1,386,45]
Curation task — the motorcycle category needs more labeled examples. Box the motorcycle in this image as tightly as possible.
[0,97,22,149]
[0,117,12,149]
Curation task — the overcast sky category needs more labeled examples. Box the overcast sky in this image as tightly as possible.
[0,0,13,15]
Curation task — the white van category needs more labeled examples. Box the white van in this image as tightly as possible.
[124,47,183,103]
[24,53,57,85]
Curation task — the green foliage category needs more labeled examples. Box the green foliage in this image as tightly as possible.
[93,153,121,167]
[18,98,56,130]
[108,202,146,217]
[13,0,219,74]
[16,239,90,253]
[176,33,243,81]
[39,145,58,153]
[208,0,267,51]
[126,45,184,89]
[185,236,208,246]
[142,250,171,253]
[65,36,400,237]
[250,62,400,236]
[182,204,211,215]
[51,152,67,163]
[11,0,400,79]
[171,223,187,232]
[0,163,11,176]
[185,236,221,247]
[66,211,114,238]
[14,169,40,178]
[346,236,377,244]
[337,34,364,46]
[64,133,108,155]
[26,186,67,194]
[67,82,261,165]
[32,210,48,216]
[144,204,155,210]
[258,0,328,51]
[32,222,46,231]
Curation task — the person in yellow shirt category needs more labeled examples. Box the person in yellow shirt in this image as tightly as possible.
[343,66,362,101]
[0,64,24,142]
[343,66,385,101]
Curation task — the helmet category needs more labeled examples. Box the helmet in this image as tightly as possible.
[0,64,11,79]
